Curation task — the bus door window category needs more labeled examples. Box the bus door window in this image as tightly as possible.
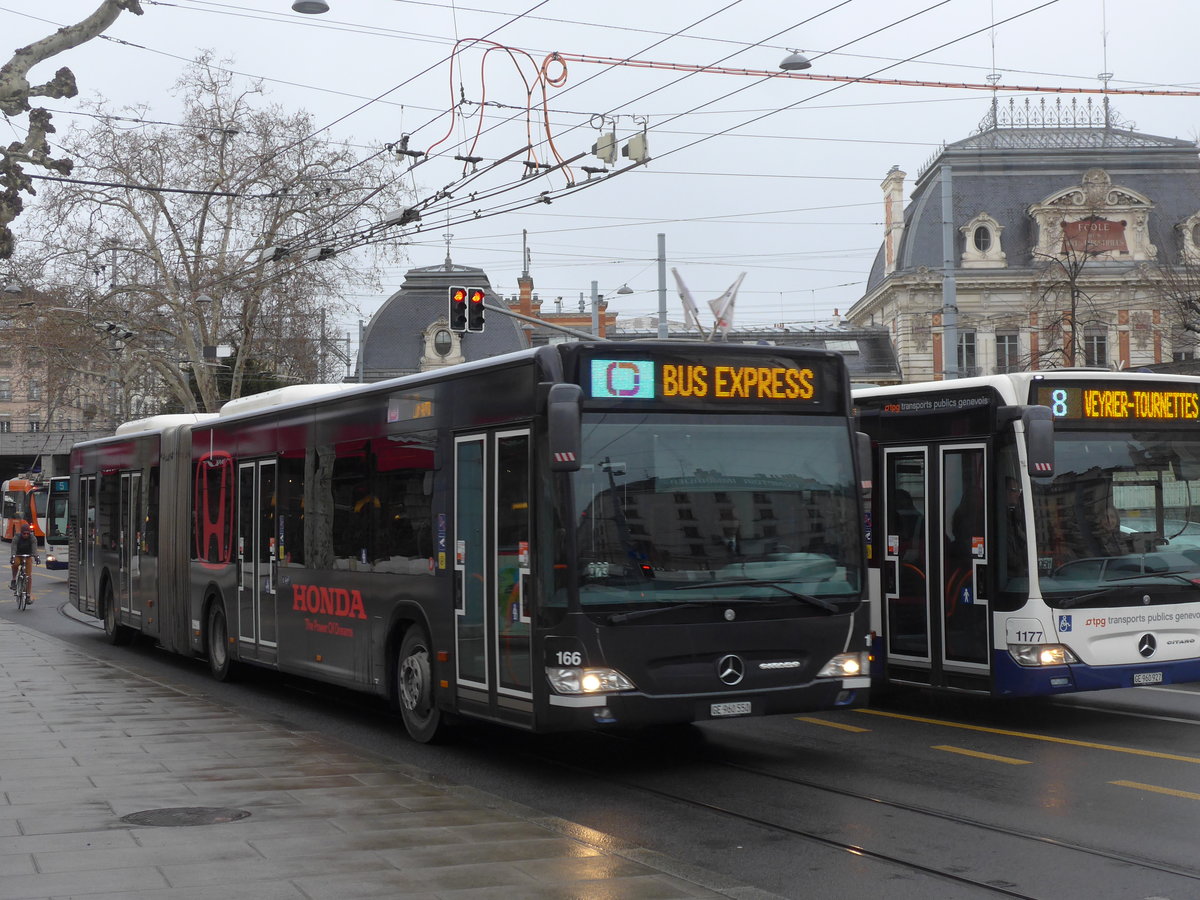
[455,436,487,688]
[120,471,141,617]
[237,459,278,653]
[82,475,97,612]
[941,446,989,666]
[883,449,930,659]
[495,430,531,696]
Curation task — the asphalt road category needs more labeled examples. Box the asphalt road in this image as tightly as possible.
[9,570,1200,900]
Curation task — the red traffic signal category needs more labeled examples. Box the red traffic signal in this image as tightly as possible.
[467,287,486,332]
[448,285,467,331]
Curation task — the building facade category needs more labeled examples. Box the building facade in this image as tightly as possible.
[846,98,1200,380]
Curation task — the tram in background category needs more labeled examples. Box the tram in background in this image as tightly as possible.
[43,476,70,570]
[0,475,46,542]
[855,370,1200,698]
[70,342,871,741]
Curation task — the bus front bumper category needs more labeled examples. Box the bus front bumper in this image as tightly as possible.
[542,678,868,731]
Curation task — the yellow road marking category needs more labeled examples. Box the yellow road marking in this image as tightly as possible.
[933,745,1030,765]
[795,716,870,733]
[1111,780,1200,801]
[857,708,1200,764]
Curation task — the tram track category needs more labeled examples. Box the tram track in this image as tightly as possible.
[40,601,1200,898]
[499,724,1200,900]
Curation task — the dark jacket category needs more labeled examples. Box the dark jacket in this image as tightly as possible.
[12,530,36,558]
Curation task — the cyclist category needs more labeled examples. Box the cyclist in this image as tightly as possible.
[10,522,38,605]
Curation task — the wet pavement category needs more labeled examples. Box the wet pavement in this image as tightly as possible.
[0,620,781,899]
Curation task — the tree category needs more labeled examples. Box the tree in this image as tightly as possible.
[1030,227,1109,368]
[20,55,411,413]
[1150,255,1200,355]
[0,0,143,259]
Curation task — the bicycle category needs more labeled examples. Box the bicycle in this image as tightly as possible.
[12,555,32,611]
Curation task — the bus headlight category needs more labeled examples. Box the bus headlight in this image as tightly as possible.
[817,652,869,679]
[1008,644,1078,667]
[546,667,635,694]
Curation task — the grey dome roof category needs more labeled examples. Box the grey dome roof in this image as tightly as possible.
[864,119,1200,294]
[359,262,526,379]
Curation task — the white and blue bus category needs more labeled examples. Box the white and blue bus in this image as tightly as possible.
[856,370,1200,697]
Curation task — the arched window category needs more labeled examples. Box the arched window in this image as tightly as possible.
[973,225,992,253]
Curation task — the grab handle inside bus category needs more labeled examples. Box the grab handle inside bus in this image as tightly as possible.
[547,383,582,472]
[1022,406,1054,477]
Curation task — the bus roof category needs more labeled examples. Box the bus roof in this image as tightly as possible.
[854,369,1200,405]
[115,414,219,436]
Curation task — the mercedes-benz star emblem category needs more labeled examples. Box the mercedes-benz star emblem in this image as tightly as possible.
[1138,633,1157,658]
[717,654,745,686]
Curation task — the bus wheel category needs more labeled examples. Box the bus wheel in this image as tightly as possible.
[102,586,131,646]
[397,626,442,743]
[206,601,238,682]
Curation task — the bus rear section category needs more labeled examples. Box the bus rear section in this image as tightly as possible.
[857,371,1200,698]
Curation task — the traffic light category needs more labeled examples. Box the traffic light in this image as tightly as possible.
[467,287,486,332]
[448,285,467,331]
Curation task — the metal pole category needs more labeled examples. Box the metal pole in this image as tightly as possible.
[657,233,668,339]
[591,280,600,336]
[357,319,365,382]
[940,165,958,379]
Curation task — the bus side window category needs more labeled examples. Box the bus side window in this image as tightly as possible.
[372,436,435,573]
[278,452,305,566]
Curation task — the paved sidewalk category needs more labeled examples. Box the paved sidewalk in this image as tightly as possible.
[0,621,778,900]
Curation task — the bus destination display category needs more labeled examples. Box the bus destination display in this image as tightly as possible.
[588,357,819,404]
[1033,383,1200,422]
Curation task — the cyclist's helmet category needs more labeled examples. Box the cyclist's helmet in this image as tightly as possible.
[19,523,30,534]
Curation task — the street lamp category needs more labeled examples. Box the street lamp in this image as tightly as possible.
[779,50,812,71]
[291,0,329,12]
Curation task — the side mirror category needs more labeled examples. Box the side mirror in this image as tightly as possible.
[1023,406,1054,477]
[547,383,582,472]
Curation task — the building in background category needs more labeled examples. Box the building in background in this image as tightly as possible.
[847,98,1200,380]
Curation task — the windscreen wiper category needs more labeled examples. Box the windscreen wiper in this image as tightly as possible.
[670,579,841,613]
[1054,572,1198,608]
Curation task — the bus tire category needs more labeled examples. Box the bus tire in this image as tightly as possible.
[397,625,442,743]
[102,584,132,646]
[206,600,238,682]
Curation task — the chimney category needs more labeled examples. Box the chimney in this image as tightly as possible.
[882,166,907,276]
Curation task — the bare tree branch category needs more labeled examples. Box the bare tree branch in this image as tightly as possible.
[0,0,143,258]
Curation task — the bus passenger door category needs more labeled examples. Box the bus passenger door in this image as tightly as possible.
[494,430,532,702]
[237,460,278,663]
[454,430,533,728]
[941,444,990,670]
[118,472,143,626]
[81,475,97,615]
[883,449,931,664]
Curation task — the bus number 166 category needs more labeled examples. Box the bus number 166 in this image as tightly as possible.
[555,651,583,667]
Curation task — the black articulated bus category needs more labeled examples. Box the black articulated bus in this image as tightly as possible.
[70,342,871,741]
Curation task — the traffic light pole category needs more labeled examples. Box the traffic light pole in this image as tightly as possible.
[480,301,607,341]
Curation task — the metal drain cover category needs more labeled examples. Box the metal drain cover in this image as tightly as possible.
[121,807,251,827]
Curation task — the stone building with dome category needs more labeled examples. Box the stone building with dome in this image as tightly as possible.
[845,98,1200,380]
[356,258,529,381]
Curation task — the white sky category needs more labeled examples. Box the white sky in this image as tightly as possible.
[5,0,1200,345]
